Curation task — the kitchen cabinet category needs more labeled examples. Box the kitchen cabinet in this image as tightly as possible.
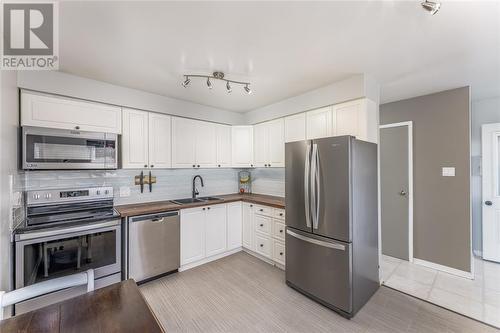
[180,207,205,265]
[253,119,284,168]
[254,233,272,259]
[226,202,243,250]
[216,124,232,167]
[195,120,217,168]
[21,91,122,134]
[122,109,171,169]
[242,202,254,249]
[231,126,254,167]
[332,98,378,143]
[205,205,227,257]
[306,106,333,139]
[284,113,306,143]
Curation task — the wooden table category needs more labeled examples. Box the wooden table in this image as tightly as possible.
[0,279,164,333]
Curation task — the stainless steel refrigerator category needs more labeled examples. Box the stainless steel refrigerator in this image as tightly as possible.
[285,135,379,318]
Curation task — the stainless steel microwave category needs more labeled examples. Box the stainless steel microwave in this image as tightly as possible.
[22,126,118,170]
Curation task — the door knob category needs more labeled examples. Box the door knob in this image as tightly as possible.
[485,200,493,206]
[399,190,407,196]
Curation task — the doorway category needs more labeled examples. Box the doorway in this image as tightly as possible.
[379,122,413,263]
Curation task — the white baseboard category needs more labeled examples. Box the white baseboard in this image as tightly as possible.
[179,247,242,272]
[413,258,473,279]
[242,248,284,270]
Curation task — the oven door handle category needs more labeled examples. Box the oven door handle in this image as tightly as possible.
[15,220,120,241]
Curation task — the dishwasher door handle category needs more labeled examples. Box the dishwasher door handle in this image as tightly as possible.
[151,217,165,223]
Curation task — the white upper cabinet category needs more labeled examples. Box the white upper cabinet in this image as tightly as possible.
[21,91,122,134]
[122,109,149,169]
[284,113,306,143]
[148,113,172,169]
[306,106,333,140]
[332,98,378,143]
[253,119,284,168]
[172,117,197,168]
[195,120,217,168]
[232,126,254,167]
[215,124,232,168]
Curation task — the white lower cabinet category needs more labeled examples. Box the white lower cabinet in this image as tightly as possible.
[180,208,205,265]
[242,203,254,249]
[254,233,272,259]
[227,202,243,250]
[273,241,286,266]
[205,205,227,257]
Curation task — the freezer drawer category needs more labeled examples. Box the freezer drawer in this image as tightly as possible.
[128,211,180,282]
[285,228,352,314]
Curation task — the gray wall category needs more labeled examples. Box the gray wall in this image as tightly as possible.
[0,71,19,307]
[380,87,471,272]
[471,97,500,255]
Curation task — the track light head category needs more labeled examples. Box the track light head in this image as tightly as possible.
[244,84,252,95]
[226,81,232,93]
[421,0,441,15]
[182,76,191,87]
[207,77,212,89]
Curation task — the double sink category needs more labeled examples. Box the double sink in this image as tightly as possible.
[170,197,223,205]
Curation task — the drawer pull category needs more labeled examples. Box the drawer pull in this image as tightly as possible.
[280,252,283,256]
[259,209,263,212]
[279,213,283,216]
[260,244,264,247]
[279,230,283,233]
[207,207,210,210]
[260,224,264,227]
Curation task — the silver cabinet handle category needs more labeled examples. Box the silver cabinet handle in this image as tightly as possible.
[304,143,312,228]
[287,229,345,251]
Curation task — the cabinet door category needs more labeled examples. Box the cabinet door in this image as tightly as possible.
[253,122,269,168]
[254,234,272,258]
[195,121,217,168]
[180,207,205,265]
[172,117,197,168]
[242,203,254,249]
[231,126,254,167]
[285,113,306,143]
[268,118,285,167]
[216,124,232,168]
[21,91,122,134]
[122,108,149,169]
[205,204,227,257]
[254,214,272,236]
[306,107,332,139]
[333,99,364,138]
[227,202,243,250]
[148,113,171,169]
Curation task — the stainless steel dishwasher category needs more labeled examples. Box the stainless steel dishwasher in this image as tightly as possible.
[126,211,180,283]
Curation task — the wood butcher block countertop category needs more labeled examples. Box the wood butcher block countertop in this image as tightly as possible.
[115,193,285,217]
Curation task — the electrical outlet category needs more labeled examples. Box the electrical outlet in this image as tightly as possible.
[442,167,455,177]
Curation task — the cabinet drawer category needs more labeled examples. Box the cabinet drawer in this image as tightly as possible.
[254,205,273,217]
[274,209,285,220]
[255,234,272,258]
[254,214,272,236]
[273,221,286,241]
[273,240,286,265]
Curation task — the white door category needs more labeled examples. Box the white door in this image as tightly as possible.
[227,202,242,250]
[205,205,227,257]
[122,108,149,169]
[172,117,197,168]
[242,202,254,249]
[195,121,217,168]
[306,107,332,139]
[148,113,171,169]
[268,118,285,167]
[253,122,269,167]
[232,126,254,167]
[285,113,306,143]
[216,124,232,168]
[180,207,205,265]
[482,123,500,262]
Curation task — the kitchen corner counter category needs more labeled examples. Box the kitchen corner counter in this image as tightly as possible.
[115,193,285,217]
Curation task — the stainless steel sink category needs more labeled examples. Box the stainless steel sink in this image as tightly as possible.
[199,197,223,201]
[170,198,205,205]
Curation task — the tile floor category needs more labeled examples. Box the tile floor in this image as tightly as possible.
[381,255,500,328]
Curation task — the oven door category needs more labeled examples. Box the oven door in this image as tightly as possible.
[15,219,121,289]
[22,126,117,170]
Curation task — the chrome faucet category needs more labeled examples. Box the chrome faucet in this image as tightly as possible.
[192,175,204,199]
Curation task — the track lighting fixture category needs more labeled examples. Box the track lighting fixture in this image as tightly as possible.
[421,0,441,15]
[182,76,191,87]
[181,71,252,94]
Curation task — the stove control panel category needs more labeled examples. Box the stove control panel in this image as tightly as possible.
[26,186,114,206]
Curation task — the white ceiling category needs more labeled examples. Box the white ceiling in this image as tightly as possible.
[59,1,500,112]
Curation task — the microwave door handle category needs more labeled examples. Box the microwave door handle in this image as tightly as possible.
[304,143,311,228]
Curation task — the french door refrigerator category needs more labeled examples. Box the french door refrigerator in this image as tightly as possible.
[285,135,379,318]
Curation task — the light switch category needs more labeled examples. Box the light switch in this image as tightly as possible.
[120,186,131,197]
[442,167,455,177]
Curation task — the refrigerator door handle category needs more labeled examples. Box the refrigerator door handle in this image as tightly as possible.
[304,143,312,228]
[312,143,320,229]
[286,229,346,251]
